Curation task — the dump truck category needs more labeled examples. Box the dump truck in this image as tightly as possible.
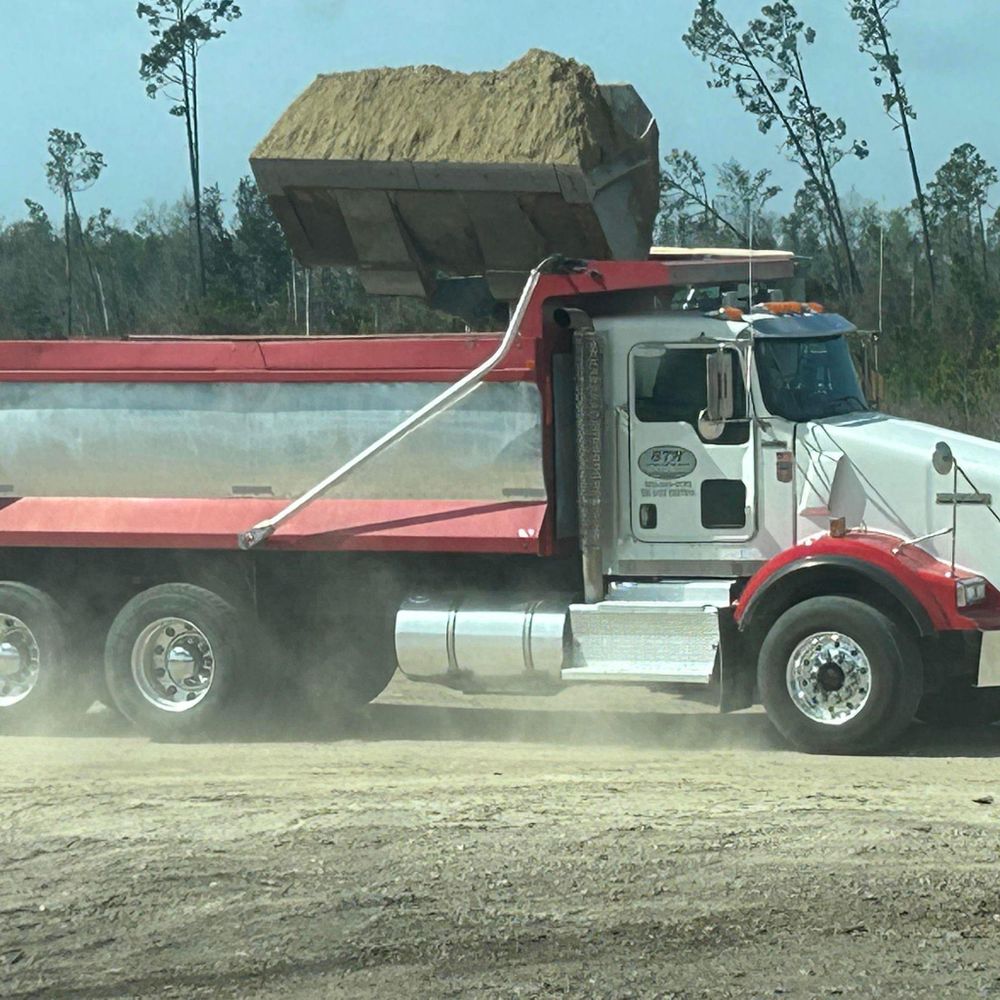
[1,53,999,752]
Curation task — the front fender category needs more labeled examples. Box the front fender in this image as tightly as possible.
[735,531,1000,635]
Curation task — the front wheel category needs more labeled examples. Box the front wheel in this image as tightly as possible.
[757,596,922,754]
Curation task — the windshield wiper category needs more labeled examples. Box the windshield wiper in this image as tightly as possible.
[827,394,869,412]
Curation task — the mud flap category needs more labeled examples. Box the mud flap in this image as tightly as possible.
[718,607,754,712]
[978,631,1000,688]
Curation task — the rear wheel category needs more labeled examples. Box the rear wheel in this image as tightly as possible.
[276,600,398,721]
[916,681,1000,727]
[283,637,398,720]
[0,582,91,732]
[105,583,256,739]
[757,596,922,754]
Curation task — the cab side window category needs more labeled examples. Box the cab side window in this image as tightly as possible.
[633,348,749,444]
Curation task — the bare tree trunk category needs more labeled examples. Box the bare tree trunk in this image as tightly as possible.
[68,190,109,336]
[868,1,936,297]
[793,50,863,295]
[63,189,73,338]
[304,267,311,336]
[95,271,111,337]
[978,201,989,283]
[191,43,206,297]
[177,30,206,298]
[725,25,850,286]
[664,177,748,244]
[823,224,847,300]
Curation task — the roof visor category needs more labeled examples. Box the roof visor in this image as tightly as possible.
[251,50,659,301]
[749,312,858,338]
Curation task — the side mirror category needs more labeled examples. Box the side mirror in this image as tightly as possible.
[705,350,735,422]
[700,350,735,442]
[851,330,882,409]
[932,441,954,476]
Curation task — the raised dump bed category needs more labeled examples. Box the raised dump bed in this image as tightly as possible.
[251,50,659,301]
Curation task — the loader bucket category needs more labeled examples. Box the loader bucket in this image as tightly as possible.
[251,50,660,301]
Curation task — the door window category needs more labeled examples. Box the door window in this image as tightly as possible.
[633,348,749,444]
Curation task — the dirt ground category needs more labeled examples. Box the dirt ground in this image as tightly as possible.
[2,676,999,1000]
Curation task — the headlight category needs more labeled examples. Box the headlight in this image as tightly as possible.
[956,576,988,608]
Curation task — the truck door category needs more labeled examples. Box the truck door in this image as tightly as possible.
[629,344,755,543]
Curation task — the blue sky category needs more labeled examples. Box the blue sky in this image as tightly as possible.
[2,1,995,225]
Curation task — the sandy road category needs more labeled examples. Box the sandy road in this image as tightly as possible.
[1,678,999,999]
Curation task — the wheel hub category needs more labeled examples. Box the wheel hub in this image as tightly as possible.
[817,661,846,692]
[0,615,41,708]
[131,618,215,713]
[786,631,872,726]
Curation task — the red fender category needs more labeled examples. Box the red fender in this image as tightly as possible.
[734,531,1000,633]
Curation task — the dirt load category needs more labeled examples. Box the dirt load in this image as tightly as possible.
[2,679,999,999]
[251,50,660,300]
[255,49,633,167]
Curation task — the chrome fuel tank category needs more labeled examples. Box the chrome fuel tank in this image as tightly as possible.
[395,595,571,681]
[0,380,545,502]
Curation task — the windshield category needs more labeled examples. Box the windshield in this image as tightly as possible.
[755,335,868,422]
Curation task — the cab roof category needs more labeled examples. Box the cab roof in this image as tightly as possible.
[597,306,856,345]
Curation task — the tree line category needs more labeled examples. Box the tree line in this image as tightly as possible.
[0,0,457,339]
[666,0,1000,436]
[0,173,454,339]
[2,1,1000,433]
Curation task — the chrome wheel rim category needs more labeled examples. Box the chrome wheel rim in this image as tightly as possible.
[786,631,872,726]
[0,615,41,708]
[131,618,215,713]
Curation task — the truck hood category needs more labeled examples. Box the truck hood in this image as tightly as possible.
[796,411,1000,581]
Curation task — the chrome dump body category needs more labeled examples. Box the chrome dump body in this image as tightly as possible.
[0,331,560,554]
[0,379,545,503]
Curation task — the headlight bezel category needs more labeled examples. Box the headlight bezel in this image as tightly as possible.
[956,576,988,609]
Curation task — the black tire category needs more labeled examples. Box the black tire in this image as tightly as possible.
[0,582,91,732]
[916,681,1000,727]
[287,640,397,719]
[277,602,398,721]
[757,596,922,754]
[104,583,256,739]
